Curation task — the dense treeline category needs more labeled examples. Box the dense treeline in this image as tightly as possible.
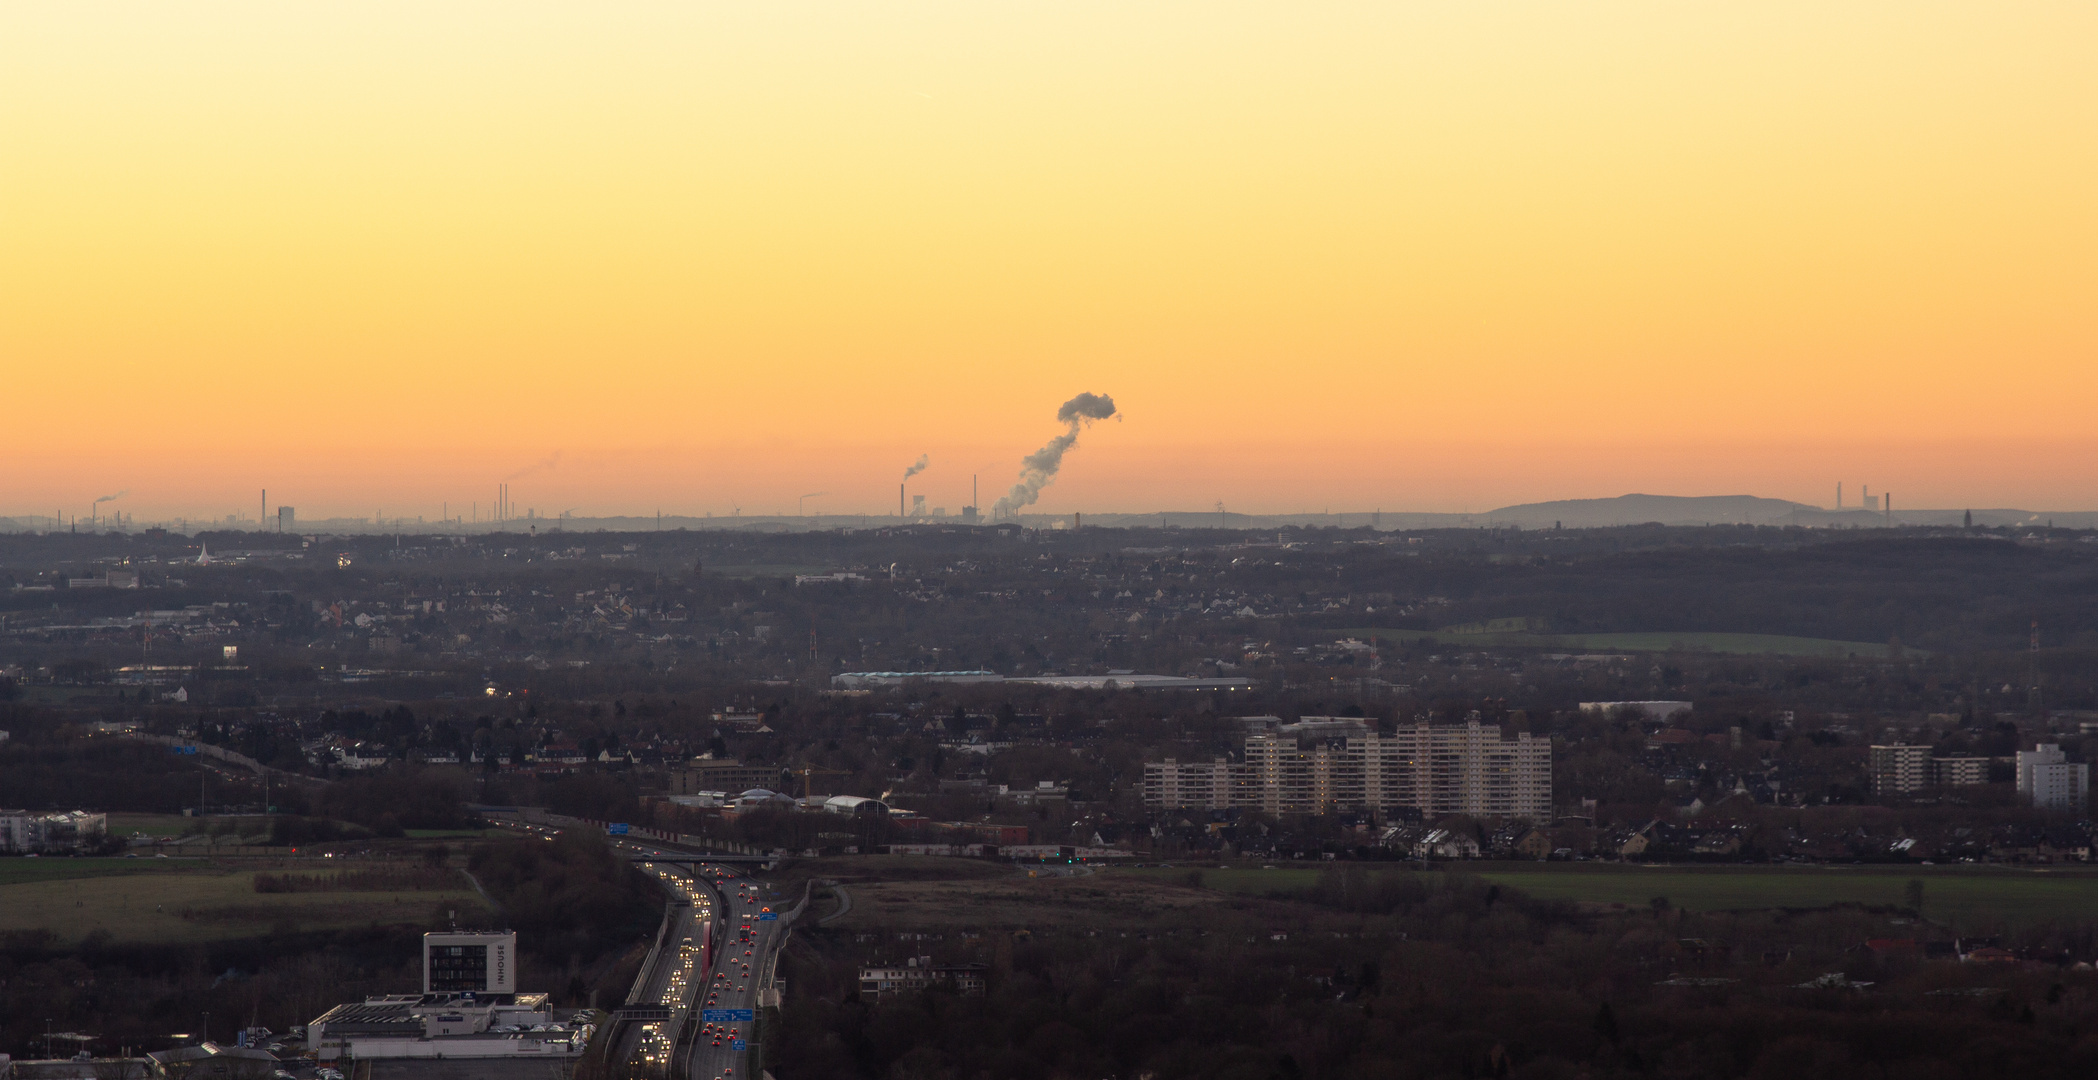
[0,735,215,812]
[314,771,480,833]
[467,828,658,965]
[777,872,2098,1080]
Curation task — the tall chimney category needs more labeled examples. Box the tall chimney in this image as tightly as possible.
[900,484,905,520]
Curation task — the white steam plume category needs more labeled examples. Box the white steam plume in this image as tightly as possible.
[991,392,1117,516]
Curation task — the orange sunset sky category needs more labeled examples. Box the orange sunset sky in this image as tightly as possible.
[4,2,2095,523]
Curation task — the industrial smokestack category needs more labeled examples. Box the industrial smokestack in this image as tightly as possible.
[992,392,1118,518]
[900,454,928,520]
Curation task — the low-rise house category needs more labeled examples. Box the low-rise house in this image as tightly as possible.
[1512,827,1555,860]
[1412,828,1480,860]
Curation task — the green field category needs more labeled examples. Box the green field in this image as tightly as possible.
[0,856,207,886]
[1343,627,1898,658]
[109,812,211,837]
[1116,863,2098,929]
[0,861,490,943]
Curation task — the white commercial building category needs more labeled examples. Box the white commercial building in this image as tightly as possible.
[308,932,586,1062]
[423,931,517,995]
[2017,744,2090,810]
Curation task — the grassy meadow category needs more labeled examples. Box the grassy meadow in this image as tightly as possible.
[1115,862,2098,930]
[0,859,489,943]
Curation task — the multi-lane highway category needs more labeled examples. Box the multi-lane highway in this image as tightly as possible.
[685,865,789,1080]
[624,860,712,1075]
[610,841,793,1080]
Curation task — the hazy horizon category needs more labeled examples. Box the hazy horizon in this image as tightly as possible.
[6,3,2095,520]
[17,490,2098,533]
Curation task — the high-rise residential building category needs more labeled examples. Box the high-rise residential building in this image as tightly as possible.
[1142,757,1240,811]
[2016,744,2090,810]
[1143,718,1551,819]
[1868,744,1931,795]
[1929,755,1990,788]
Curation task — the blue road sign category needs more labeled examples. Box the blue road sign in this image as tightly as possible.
[732,1040,747,1051]
[172,745,199,755]
[702,1009,755,1023]
[607,822,630,835]
[758,912,777,921]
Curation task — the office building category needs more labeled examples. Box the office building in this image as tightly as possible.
[423,931,516,995]
[668,759,782,796]
[2017,744,2090,810]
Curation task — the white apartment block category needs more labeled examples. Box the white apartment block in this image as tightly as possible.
[1144,719,1551,819]
[0,809,107,853]
[2017,744,2090,810]
[1142,757,1240,811]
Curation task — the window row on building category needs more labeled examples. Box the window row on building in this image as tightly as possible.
[1144,720,1552,819]
[1869,743,2088,810]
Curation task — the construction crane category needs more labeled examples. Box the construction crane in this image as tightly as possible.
[791,765,852,799]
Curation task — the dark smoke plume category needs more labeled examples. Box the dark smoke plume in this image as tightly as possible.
[95,490,128,504]
[902,454,929,481]
[992,392,1117,516]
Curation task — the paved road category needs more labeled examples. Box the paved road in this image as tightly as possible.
[617,859,712,1074]
[817,880,851,926]
[686,864,789,1080]
[609,840,792,1080]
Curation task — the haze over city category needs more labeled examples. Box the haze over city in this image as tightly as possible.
[8,8,2098,1080]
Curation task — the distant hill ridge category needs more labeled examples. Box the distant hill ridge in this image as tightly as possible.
[1485,493,1816,528]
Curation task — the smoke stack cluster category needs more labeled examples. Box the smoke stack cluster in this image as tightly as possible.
[992,392,1117,517]
[900,454,929,519]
